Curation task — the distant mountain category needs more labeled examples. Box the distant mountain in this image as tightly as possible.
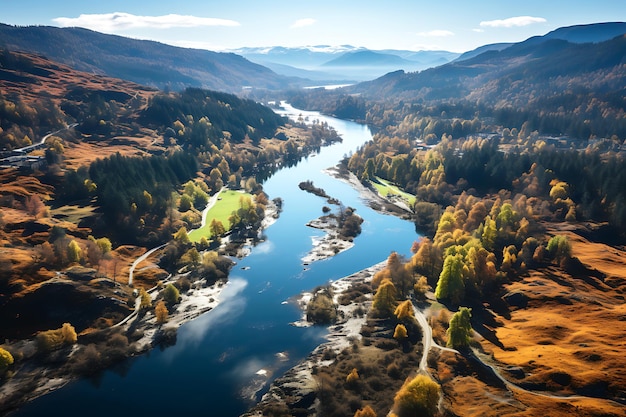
[233,45,357,69]
[454,43,514,62]
[322,50,412,67]
[455,22,626,63]
[234,45,459,82]
[350,23,626,102]
[0,23,300,93]
[542,21,626,43]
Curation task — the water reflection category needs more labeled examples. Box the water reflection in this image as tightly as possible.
[162,278,248,358]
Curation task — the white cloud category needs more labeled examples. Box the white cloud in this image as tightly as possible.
[472,28,485,33]
[480,16,546,28]
[52,12,240,32]
[290,18,316,29]
[417,30,454,37]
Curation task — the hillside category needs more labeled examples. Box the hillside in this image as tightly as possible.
[0,23,301,93]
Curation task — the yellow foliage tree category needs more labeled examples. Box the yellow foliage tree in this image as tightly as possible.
[393,324,408,340]
[139,288,152,309]
[0,347,14,373]
[394,300,414,321]
[346,368,360,384]
[354,405,377,417]
[67,239,82,264]
[372,279,397,317]
[155,300,169,324]
[393,374,440,417]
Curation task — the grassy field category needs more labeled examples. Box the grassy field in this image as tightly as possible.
[188,189,251,242]
[371,177,416,206]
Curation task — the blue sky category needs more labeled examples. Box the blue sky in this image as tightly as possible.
[3,0,625,52]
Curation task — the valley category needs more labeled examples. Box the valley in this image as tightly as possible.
[0,12,626,417]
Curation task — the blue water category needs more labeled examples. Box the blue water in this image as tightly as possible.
[11,105,419,417]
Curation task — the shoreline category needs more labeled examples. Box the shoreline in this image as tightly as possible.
[0,169,403,415]
[0,198,281,415]
[242,261,386,417]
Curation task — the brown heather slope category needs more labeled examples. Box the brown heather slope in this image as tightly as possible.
[439,224,626,416]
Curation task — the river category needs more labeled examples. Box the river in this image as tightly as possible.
[11,104,420,416]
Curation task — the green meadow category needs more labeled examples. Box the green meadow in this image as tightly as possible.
[371,177,416,207]
[188,189,252,242]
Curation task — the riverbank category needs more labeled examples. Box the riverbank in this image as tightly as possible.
[243,261,386,417]
[0,198,281,415]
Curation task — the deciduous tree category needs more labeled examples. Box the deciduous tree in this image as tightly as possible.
[393,374,440,417]
[0,347,14,373]
[447,307,472,349]
[155,300,168,324]
[162,283,181,305]
[435,254,465,304]
[372,279,397,317]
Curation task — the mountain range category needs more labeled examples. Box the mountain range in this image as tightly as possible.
[349,22,626,103]
[0,23,299,93]
[0,22,625,95]
[230,45,460,81]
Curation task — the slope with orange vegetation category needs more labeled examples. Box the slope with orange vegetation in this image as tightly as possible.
[435,223,626,416]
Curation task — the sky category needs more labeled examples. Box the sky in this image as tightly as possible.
[2,0,625,53]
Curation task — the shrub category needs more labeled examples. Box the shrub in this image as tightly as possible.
[354,405,377,417]
[0,347,14,373]
[346,368,360,385]
[393,374,440,417]
[36,323,78,352]
[306,291,337,324]
[393,324,408,340]
[162,283,181,305]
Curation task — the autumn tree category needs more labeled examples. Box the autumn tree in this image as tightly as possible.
[394,300,415,322]
[67,239,82,264]
[209,218,226,238]
[155,300,169,324]
[386,252,413,298]
[546,235,572,263]
[173,226,190,245]
[354,405,377,417]
[435,254,465,304]
[0,347,14,374]
[372,279,397,317]
[139,288,152,309]
[393,324,408,340]
[162,283,181,305]
[393,374,440,417]
[413,276,430,299]
[447,307,472,349]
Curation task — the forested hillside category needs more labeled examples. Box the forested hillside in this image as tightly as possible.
[288,31,626,141]
[0,23,299,92]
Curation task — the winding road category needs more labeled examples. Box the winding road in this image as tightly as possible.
[127,188,224,286]
[411,301,624,408]
[413,304,457,373]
